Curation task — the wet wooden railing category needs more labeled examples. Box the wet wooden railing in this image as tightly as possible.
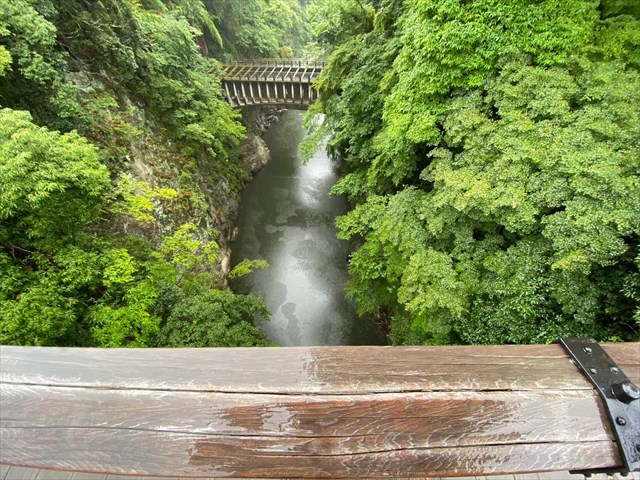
[1,343,639,478]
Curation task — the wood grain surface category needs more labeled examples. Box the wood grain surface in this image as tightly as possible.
[1,343,638,478]
[2,344,638,393]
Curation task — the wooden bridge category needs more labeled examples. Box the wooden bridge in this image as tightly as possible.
[222,59,324,109]
[1,342,639,479]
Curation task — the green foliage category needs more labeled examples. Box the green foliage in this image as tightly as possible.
[156,223,219,273]
[156,290,270,347]
[90,281,160,348]
[0,109,106,345]
[308,0,375,51]
[162,0,224,48]
[0,0,86,130]
[624,254,640,328]
[0,111,268,347]
[0,109,109,241]
[0,46,10,76]
[312,0,640,344]
[0,0,303,348]
[206,0,311,60]
[229,259,269,279]
[1,0,246,172]
[116,175,178,224]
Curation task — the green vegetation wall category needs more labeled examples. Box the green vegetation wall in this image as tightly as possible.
[205,0,310,60]
[0,0,308,347]
[307,0,640,344]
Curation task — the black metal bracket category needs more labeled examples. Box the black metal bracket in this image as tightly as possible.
[557,337,640,476]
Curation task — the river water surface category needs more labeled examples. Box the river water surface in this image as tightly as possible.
[231,110,383,346]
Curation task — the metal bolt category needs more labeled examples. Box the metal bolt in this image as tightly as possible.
[589,367,598,374]
[611,366,621,374]
[616,417,627,426]
[612,381,640,404]
[583,346,593,354]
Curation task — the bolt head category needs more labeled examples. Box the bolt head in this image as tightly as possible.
[589,367,598,374]
[611,366,621,374]
[612,381,640,404]
[583,346,593,354]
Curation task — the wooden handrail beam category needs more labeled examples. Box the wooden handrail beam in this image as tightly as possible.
[2,344,638,478]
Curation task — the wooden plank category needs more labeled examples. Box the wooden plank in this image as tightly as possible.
[1,386,614,444]
[36,469,79,479]
[248,82,255,105]
[266,64,277,80]
[284,66,293,81]
[1,426,619,478]
[222,65,236,78]
[0,383,623,477]
[3,466,39,480]
[267,82,274,103]
[1,344,637,478]
[231,82,240,106]
[71,472,109,479]
[3,344,637,394]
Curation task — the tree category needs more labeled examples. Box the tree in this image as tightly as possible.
[311,0,640,344]
[204,0,311,60]
[0,0,305,348]
[156,290,270,347]
[0,108,110,345]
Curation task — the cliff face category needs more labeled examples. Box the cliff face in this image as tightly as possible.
[107,98,277,282]
[59,68,279,283]
[218,109,278,280]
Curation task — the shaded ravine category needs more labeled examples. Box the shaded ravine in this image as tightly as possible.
[231,110,383,346]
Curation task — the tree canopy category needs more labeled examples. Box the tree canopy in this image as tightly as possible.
[0,0,304,347]
[307,0,640,344]
[205,0,310,60]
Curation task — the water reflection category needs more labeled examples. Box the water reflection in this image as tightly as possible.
[231,110,383,346]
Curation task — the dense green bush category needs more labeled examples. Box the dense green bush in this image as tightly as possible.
[308,0,640,344]
[157,290,270,347]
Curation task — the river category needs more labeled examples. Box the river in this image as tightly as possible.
[230,110,383,346]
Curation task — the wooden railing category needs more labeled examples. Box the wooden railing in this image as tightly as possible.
[1,343,639,478]
[223,59,327,69]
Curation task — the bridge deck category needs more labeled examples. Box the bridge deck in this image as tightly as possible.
[3,464,638,480]
[223,64,323,82]
[1,344,639,478]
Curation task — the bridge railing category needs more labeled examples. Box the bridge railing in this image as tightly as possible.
[223,58,327,68]
[1,343,638,478]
